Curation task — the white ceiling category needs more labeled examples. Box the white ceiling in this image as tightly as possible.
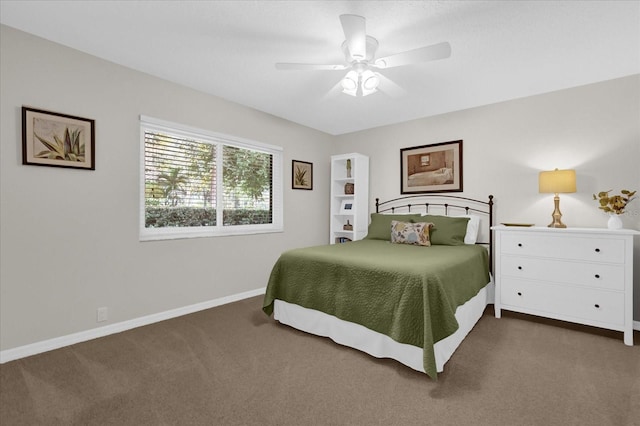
[1,1,639,135]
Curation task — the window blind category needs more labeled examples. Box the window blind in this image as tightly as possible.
[140,115,283,240]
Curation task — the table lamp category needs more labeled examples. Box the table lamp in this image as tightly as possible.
[539,168,576,228]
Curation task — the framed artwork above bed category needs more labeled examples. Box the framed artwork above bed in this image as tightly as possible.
[400,140,462,194]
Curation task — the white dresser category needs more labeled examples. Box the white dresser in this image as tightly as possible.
[492,226,637,345]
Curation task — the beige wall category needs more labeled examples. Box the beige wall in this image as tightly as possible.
[2,24,639,354]
[0,25,333,352]
[334,74,640,321]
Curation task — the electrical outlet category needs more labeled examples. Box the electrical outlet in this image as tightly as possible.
[97,307,108,322]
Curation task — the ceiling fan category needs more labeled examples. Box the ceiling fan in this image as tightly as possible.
[275,14,451,97]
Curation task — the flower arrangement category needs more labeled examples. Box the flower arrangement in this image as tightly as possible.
[593,189,637,214]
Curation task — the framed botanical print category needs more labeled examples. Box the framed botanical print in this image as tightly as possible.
[292,160,313,190]
[22,107,95,170]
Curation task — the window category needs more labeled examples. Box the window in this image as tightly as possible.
[140,116,283,240]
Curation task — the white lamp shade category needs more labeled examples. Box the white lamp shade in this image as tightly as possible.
[539,169,577,193]
[341,70,358,91]
[361,70,380,90]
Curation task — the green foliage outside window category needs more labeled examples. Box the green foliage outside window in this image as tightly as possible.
[144,131,272,228]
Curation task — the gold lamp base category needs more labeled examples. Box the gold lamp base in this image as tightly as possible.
[548,194,567,228]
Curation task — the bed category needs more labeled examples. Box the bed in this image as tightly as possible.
[407,167,453,186]
[263,194,494,379]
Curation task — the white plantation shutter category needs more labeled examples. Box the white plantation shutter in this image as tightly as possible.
[140,115,283,241]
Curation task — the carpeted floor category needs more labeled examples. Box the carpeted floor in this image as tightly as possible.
[1,296,638,426]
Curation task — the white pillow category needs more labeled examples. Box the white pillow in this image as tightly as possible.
[421,213,480,244]
[457,214,480,244]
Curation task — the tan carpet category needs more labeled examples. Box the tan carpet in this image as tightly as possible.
[1,296,638,425]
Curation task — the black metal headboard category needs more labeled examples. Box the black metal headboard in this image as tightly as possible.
[375,194,495,273]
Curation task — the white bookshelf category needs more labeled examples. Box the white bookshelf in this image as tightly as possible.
[330,153,369,244]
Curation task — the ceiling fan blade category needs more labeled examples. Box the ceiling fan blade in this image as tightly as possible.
[275,63,347,71]
[374,42,451,69]
[340,14,366,60]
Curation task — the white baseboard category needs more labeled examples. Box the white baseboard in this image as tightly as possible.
[0,287,266,364]
[2,288,637,364]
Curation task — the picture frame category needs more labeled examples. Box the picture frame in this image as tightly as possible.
[22,107,95,170]
[400,140,463,194]
[340,199,354,214]
[292,160,313,190]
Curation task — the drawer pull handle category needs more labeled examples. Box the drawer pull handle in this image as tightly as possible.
[517,243,523,247]
[594,274,600,279]
[517,266,522,270]
[595,248,600,253]
[517,292,522,296]
[594,304,600,309]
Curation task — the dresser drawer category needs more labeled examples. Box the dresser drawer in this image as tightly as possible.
[500,279,624,326]
[500,233,625,263]
[500,256,625,291]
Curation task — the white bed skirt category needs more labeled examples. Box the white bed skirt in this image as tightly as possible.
[273,280,494,374]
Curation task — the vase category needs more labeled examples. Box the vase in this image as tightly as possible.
[344,182,354,194]
[607,214,623,230]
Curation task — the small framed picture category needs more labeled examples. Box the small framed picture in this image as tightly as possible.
[340,200,354,214]
[292,160,313,190]
[22,107,95,170]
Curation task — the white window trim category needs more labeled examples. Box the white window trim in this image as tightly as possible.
[139,115,283,241]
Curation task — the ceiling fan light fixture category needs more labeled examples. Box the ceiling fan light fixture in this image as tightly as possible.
[360,86,377,97]
[342,87,358,96]
[341,69,378,97]
[275,14,452,100]
[341,70,359,93]
[361,70,380,90]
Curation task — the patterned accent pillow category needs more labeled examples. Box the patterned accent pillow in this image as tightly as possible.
[390,221,433,246]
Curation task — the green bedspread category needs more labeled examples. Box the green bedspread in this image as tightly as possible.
[262,239,490,379]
